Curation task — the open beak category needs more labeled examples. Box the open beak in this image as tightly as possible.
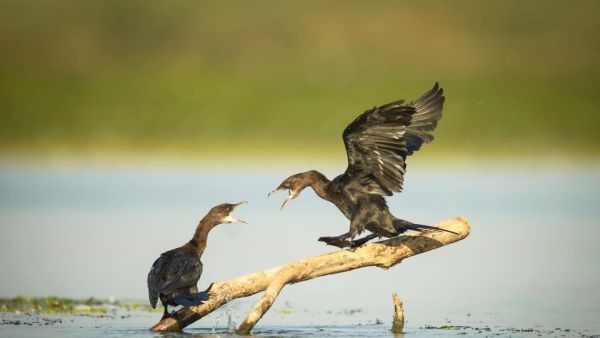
[225,201,248,224]
[268,188,295,210]
[267,188,283,198]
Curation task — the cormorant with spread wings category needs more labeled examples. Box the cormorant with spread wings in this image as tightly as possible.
[269,83,453,248]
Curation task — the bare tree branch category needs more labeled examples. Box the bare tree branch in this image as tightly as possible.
[150,216,471,333]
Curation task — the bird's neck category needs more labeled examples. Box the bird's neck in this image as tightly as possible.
[305,170,332,202]
[189,218,217,256]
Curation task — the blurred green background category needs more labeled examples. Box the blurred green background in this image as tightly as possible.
[1,0,598,161]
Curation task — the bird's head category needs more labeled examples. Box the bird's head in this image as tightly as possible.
[207,201,248,225]
[268,172,313,209]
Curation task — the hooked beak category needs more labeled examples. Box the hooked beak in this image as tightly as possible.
[224,201,248,224]
[268,188,296,210]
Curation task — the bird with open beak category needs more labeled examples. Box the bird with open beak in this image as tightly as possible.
[147,201,247,318]
[268,173,312,209]
[268,83,456,249]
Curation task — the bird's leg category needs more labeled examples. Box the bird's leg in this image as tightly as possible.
[318,232,353,248]
[162,305,170,319]
[161,304,180,319]
[350,234,379,248]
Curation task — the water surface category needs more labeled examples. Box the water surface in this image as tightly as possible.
[0,162,599,335]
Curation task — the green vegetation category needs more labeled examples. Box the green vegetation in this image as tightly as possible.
[0,296,155,314]
[1,296,106,314]
[0,1,598,159]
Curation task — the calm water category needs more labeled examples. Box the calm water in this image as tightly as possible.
[1,310,597,338]
[0,161,599,336]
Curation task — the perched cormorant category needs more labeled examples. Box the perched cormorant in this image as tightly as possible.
[147,202,247,318]
[269,83,453,248]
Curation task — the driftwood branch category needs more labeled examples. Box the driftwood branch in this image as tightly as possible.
[150,216,471,334]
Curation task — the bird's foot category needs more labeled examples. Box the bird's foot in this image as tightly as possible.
[161,310,178,320]
[318,236,352,249]
[349,234,380,248]
[349,239,368,248]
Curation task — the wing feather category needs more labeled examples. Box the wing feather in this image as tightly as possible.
[342,82,444,195]
[147,248,202,308]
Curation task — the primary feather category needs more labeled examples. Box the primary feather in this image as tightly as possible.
[343,82,444,195]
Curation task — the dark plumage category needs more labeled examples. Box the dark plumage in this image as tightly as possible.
[147,202,246,318]
[269,83,452,248]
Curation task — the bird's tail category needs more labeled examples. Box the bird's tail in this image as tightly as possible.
[393,219,457,235]
[172,291,210,307]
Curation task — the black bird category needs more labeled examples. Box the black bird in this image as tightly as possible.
[147,202,247,318]
[269,83,453,248]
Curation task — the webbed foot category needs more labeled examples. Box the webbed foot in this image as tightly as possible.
[349,234,380,248]
[318,236,353,249]
[161,306,176,320]
[349,239,367,248]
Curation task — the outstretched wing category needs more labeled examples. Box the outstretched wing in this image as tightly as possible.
[147,248,202,308]
[342,82,444,196]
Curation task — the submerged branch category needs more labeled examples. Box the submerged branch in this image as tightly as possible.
[391,293,405,333]
[150,216,471,333]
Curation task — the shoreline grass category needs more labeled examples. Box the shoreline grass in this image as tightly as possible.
[0,296,156,315]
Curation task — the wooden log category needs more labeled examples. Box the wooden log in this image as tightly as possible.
[391,293,404,333]
[150,216,471,333]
